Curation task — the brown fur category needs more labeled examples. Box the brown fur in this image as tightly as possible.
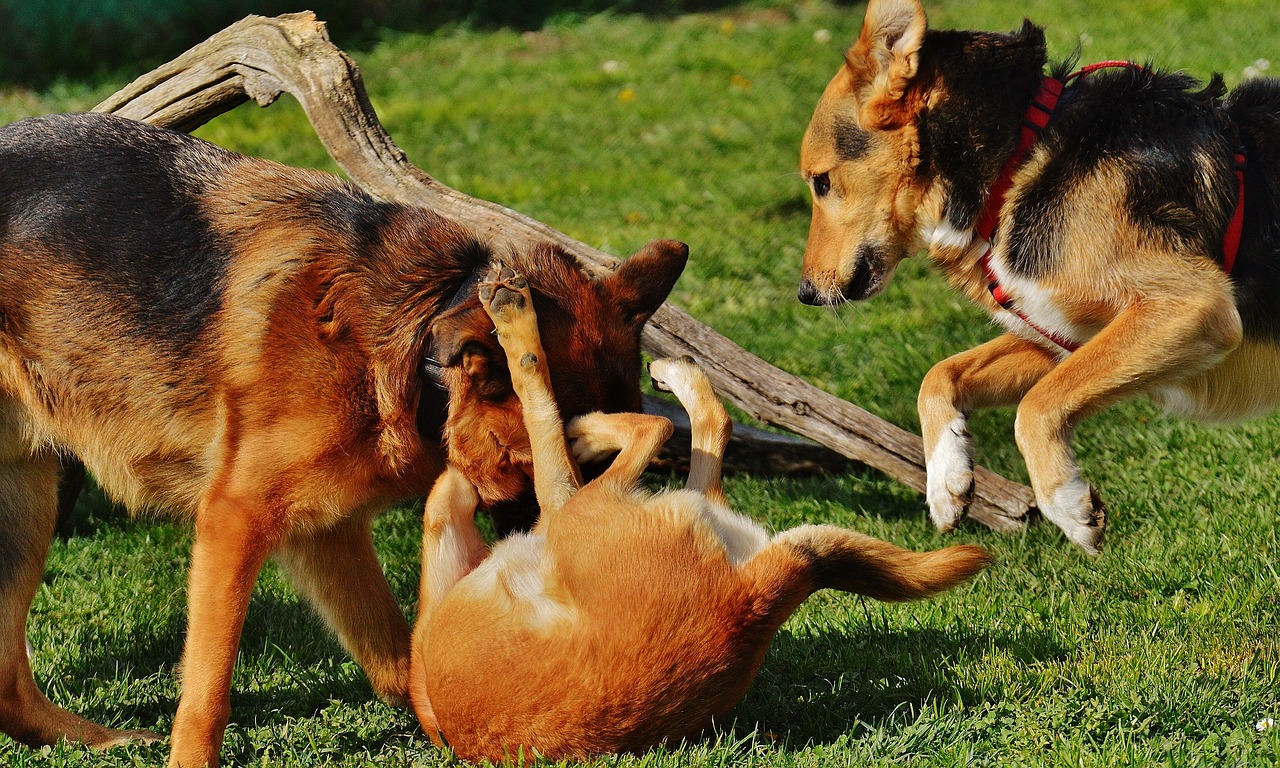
[800,0,1280,552]
[408,267,990,762]
[0,112,685,766]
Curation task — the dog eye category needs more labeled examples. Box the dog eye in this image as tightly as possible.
[812,172,831,197]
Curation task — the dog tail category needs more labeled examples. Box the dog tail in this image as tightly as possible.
[743,525,990,628]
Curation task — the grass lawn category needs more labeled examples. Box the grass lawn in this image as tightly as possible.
[2,0,1278,765]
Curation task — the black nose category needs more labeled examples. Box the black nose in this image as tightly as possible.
[797,277,822,305]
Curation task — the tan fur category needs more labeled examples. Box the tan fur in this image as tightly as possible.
[0,126,683,766]
[802,0,1272,551]
[408,268,990,762]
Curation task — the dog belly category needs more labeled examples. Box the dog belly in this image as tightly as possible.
[1151,339,1280,422]
[1,354,213,515]
[426,505,762,760]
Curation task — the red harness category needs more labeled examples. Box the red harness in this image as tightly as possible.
[975,61,1247,353]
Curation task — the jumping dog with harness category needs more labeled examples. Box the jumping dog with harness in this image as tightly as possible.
[799,0,1278,551]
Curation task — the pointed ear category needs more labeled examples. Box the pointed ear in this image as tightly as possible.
[852,0,927,129]
[602,239,688,328]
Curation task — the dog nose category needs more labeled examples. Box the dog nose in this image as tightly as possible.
[797,277,822,305]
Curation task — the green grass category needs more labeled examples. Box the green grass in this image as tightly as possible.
[2,1,1279,765]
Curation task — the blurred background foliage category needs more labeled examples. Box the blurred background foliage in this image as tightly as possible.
[0,0,795,86]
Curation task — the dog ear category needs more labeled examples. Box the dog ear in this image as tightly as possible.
[602,238,689,329]
[851,0,927,129]
[429,308,510,396]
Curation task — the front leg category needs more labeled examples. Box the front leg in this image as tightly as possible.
[273,515,412,706]
[479,264,581,514]
[919,333,1059,532]
[1015,298,1240,553]
[565,412,674,491]
[409,465,485,745]
[169,494,282,768]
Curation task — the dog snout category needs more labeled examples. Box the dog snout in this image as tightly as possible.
[799,243,889,305]
[797,276,824,305]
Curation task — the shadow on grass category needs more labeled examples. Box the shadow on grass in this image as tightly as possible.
[735,623,1068,746]
[56,590,391,728]
[747,466,933,526]
[52,593,1063,759]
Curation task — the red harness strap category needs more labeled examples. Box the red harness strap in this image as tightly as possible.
[975,61,1247,353]
[1223,150,1248,274]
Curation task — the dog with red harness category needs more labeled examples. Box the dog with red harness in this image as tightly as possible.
[799,0,1278,551]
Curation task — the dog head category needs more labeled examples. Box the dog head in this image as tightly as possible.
[799,0,1049,306]
[428,238,687,508]
[799,0,933,305]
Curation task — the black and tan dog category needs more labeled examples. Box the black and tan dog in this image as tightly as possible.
[799,0,1280,552]
[407,266,990,762]
[0,112,686,766]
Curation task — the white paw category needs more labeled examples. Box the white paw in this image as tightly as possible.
[648,356,700,398]
[1037,476,1107,554]
[926,417,974,532]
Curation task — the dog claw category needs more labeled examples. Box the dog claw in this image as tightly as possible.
[1039,478,1108,554]
[1074,488,1108,554]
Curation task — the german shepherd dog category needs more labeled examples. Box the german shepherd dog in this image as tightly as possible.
[407,265,990,762]
[0,112,686,766]
[800,0,1280,552]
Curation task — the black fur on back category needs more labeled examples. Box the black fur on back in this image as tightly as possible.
[1226,78,1280,340]
[1007,66,1237,277]
[914,22,1280,342]
[0,112,239,356]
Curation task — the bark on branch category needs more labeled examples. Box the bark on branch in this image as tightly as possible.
[94,12,1034,532]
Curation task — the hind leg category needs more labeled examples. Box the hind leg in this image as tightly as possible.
[648,357,771,564]
[273,514,412,706]
[0,452,158,748]
[648,357,731,504]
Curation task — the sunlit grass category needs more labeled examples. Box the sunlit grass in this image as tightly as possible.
[2,1,1278,765]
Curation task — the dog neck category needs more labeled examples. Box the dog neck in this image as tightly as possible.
[915,25,1049,234]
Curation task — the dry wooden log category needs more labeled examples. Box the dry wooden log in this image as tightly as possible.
[643,395,860,477]
[93,12,1034,532]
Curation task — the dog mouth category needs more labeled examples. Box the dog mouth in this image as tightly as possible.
[844,255,879,300]
[798,245,886,305]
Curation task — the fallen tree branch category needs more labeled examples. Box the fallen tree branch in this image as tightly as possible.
[643,395,860,477]
[94,12,1034,532]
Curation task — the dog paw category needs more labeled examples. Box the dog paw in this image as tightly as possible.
[1038,477,1107,554]
[925,417,974,532]
[648,356,701,396]
[479,263,531,328]
[566,413,622,463]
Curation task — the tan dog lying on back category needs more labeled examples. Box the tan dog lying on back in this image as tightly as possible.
[407,265,991,761]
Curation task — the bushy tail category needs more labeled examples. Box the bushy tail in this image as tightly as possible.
[744,525,991,623]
